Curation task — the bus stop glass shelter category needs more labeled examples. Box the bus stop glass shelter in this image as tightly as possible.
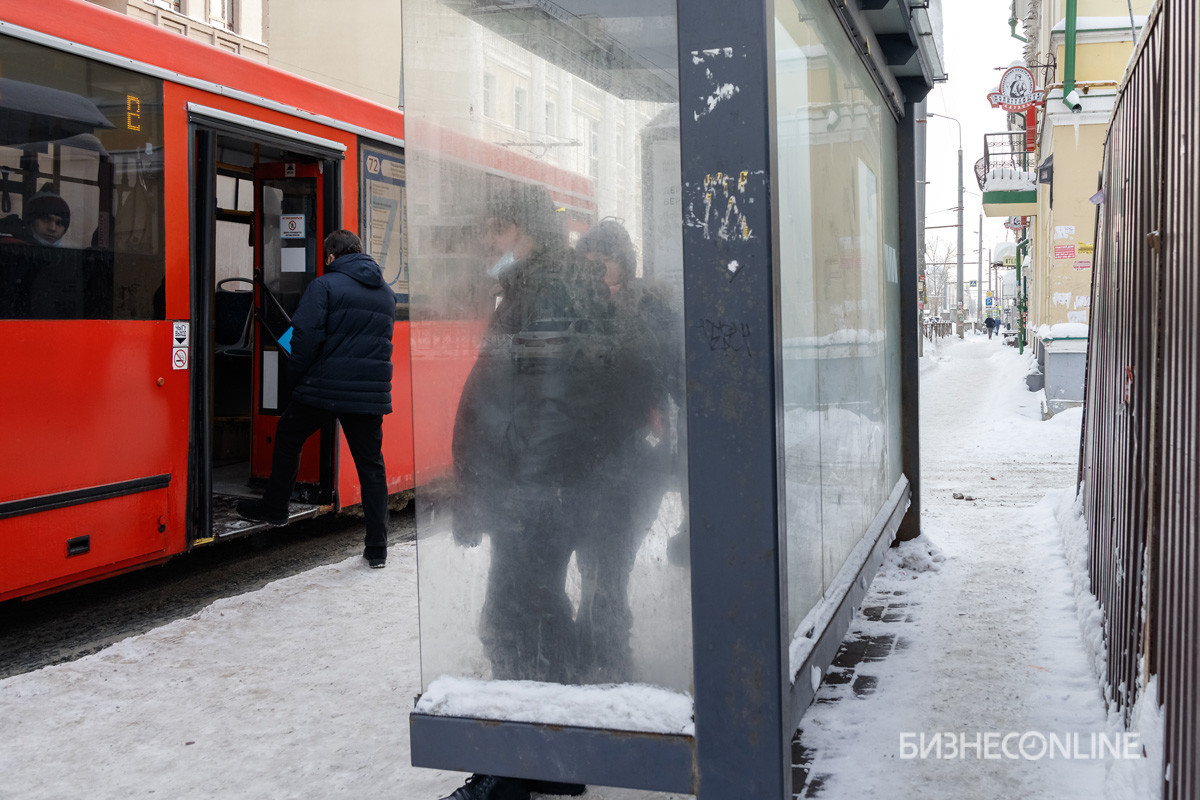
[404,1,943,796]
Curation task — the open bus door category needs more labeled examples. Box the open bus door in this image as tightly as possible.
[250,161,326,484]
[192,124,340,542]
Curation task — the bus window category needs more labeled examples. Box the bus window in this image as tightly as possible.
[0,34,165,320]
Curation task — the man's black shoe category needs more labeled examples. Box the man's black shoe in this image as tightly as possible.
[364,545,386,568]
[526,779,586,796]
[437,774,530,800]
[236,499,288,526]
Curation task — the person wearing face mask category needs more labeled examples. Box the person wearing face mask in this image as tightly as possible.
[22,192,71,247]
[439,185,609,800]
[0,191,75,319]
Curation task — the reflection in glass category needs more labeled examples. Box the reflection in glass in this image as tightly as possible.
[776,3,904,644]
[0,34,165,321]
[405,1,692,702]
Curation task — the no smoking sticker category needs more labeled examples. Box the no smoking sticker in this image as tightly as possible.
[281,214,305,239]
[172,321,189,370]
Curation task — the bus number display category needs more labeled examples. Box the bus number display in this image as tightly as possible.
[127,94,142,131]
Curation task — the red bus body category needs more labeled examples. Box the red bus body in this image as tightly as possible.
[0,0,595,603]
[0,1,417,601]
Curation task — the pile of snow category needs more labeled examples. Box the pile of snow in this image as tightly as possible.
[984,167,1037,191]
[416,676,694,735]
[1053,488,1165,799]
[882,537,945,577]
[1042,322,1089,340]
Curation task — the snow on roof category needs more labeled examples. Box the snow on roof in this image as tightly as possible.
[984,168,1037,191]
[993,241,1018,261]
[1045,322,1089,340]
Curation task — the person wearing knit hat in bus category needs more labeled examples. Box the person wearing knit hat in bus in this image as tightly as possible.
[24,191,71,247]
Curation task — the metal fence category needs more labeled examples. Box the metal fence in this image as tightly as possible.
[1080,2,1198,798]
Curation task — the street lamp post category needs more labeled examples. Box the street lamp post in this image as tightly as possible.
[927,112,964,338]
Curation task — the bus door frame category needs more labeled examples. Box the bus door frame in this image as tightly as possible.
[187,109,344,545]
[251,160,326,486]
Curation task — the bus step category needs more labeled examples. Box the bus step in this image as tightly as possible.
[211,498,323,539]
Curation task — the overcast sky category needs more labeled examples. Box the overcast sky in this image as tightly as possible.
[924,0,1027,266]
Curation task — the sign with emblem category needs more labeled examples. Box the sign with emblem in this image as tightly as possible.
[172,321,189,370]
[988,66,1045,112]
[280,214,305,239]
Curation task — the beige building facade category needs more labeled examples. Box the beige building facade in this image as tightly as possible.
[1008,0,1152,339]
[978,0,1153,412]
[265,0,403,108]
[81,1,401,108]
[85,0,268,60]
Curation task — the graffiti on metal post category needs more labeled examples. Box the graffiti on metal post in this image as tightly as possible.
[684,169,765,243]
[689,47,741,121]
[698,318,752,357]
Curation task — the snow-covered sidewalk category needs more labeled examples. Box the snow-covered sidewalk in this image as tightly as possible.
[796,334,1158,799]
[0,335,1152,800]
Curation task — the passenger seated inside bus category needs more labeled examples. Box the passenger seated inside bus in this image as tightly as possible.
[0,189,111,319]
[0,187,72,245]
[22,191,71,246]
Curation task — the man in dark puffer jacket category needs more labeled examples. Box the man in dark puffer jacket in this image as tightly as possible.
[238,229,396,568]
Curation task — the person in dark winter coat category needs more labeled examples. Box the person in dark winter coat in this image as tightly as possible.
[572,218,681,682]
[985,315,996,339]
[238,229,396,568]
[451,186,611,678]
[439,186,606,800]
[23,191,71,247]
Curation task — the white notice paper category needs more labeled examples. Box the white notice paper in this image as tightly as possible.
[281,247,306,273]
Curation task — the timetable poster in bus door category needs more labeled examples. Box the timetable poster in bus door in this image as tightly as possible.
[360,144,408,306]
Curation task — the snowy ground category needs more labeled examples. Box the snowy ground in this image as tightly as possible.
[0,334,1161,799]
[797,334,1161,799]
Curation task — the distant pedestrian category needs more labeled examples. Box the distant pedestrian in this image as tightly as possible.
[984,316,996,339]
[237,229,396,569]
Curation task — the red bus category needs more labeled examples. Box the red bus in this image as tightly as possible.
[0,1,593,602]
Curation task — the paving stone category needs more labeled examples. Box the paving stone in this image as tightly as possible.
[852,674,879,697]
[860,605,886,621]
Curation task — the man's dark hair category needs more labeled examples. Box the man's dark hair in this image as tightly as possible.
[577,218,635,283]
[324,229,364,259]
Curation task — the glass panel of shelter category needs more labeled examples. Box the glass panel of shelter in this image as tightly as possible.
[406,0,693,722]
[774,0,905,642]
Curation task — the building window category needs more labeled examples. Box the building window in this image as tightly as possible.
[482,72,496,118]
[209,0,234,31]
[589,118,600,179]
[514,86,527,131]
[545,101,556,137]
